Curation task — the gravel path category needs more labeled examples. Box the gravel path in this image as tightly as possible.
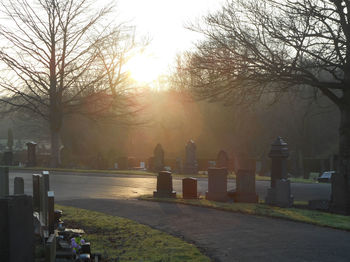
[58,198,350,262]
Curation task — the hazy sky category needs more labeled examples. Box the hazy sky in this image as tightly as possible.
[115,0,226,81]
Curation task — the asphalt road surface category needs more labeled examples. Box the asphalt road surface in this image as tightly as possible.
[9,170,331,201]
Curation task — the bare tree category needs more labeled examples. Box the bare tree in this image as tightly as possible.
[179,0,350,214]
[0,0,139,167]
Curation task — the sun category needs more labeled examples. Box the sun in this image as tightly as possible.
[126,53,164,84]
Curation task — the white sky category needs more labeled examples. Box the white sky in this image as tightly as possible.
[114,0,226,80]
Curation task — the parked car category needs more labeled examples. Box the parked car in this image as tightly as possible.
[317,171,335,183]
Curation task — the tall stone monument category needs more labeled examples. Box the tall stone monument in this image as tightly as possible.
[265,137,293,207]
[183,140,198,174]
[26,141,37,167]
[153,143,164,172]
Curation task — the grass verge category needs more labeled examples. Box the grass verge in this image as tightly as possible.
[139,195,350,231]
[56,204,210,262]
[8,166,317,183]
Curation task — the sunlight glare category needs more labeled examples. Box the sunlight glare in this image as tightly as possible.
[127,53,164,84]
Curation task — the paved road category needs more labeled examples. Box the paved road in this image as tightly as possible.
[9,170,349,262]
[58,198,350,262]
[9,170,331,201]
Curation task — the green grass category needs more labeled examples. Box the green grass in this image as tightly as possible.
[139,195,350,231]
[56,204,210,262]
[8,165,317,183]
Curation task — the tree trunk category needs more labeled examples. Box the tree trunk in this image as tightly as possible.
[50,128,61,168]
[331,106,350,215]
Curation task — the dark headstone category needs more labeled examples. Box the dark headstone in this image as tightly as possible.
[266,179,294,207]
[183,140,198,174]
[308,199,330,211]
[26,141,37,167]
[175,157,182,174]
[32,174,41,212]
[81,242,91,254]
[45,234,56,262]
[13,177,24,194]
[330,171,350,214]
[216,150,229,168]
[153,171,176,198]
[153,144,164,172]
[0,167,9,197]
[3,151,13,166]
[232,169,258,203]
[206,168,229,201]
[39,174,50,225]
[0,195,34,262]
[182,177,197,199]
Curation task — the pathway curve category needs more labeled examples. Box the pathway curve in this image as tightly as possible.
[58,198,350,262]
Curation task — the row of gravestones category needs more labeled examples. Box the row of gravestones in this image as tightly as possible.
[0,169,99,262]
[153,137,294,207]
[151,140,229,173]
[2,141,37,166]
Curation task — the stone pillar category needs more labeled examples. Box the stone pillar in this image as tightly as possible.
[26,142,37,167]
[182,177,197,199]
[206,168,229,201]
[32,174,41,212]
[265,137,293,207]
[153,171,176,198]
[14,177,24,195]
[47,191,55,234]
[39,174,50,226]
[153,143,164,172]
[0,167,9,197]
[269,137,289,188]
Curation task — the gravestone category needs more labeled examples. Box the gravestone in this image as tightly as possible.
[0,167,9,197]
[3,151,13,166]
[265,137,293,206]
[14,177,24,194]
[216,150,229,168]
[153,143,164,172]
[182,177,197,199]
[232,169,258,203]
[0,195,34,262]
[26,141,37,167]
[175,157,182,174]
[183,140,198,174]
[275,179,294,207]
[32,174,41,212]
[39,173,50,226]
[148,156,154,171]
[48,191,55,234]
[206,168,229,201]
[153,171,176,198]
[45,234,56,262]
